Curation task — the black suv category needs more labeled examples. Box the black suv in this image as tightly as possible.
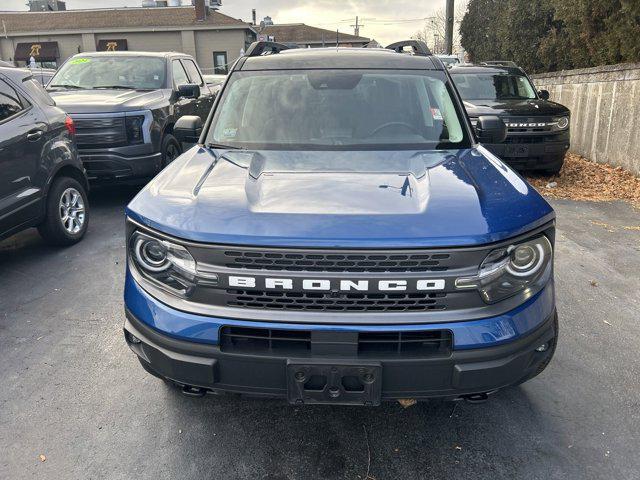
[450,63,570,174]
[47,52,215,183]
[0,66,89,245]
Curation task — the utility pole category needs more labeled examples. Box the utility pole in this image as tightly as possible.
[444,0,454,55]
[350,16,363,37]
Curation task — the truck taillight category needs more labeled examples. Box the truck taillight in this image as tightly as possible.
[65,116,76,136]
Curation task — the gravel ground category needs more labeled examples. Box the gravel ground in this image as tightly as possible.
[1,188,639,480]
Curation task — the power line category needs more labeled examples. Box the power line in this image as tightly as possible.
[314,16,434,27]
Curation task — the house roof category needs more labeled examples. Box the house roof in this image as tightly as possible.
[260,24,370,45]
[0,7,252,34]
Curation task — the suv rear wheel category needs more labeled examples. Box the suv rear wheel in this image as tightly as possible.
[38,176,89,246]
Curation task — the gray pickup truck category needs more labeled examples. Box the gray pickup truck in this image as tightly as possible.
[47,51,215,183]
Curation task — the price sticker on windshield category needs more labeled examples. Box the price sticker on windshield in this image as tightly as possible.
[69,58,91,65]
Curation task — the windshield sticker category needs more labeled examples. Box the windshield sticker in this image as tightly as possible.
[431,108,443,121]
[223,127,238,138]
[69,58,91,65]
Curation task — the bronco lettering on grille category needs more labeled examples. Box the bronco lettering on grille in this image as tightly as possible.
[228,276,446,292]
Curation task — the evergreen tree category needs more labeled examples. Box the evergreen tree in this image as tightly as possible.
[460,0,640,73]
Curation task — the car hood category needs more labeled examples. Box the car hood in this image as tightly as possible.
[463,99,569,117]
[49,89,166,113]
[126,147,554,248]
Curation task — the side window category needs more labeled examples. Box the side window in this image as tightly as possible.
[182,59,204,87]
[213,52,228,75]
[0,79,23,123]
[22,78,55,106]
[172,60,190,87]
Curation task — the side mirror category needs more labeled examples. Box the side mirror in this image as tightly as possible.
[174,115,203,143]
[476,115,507,144]
[538,89,550,100]
[177,83,200,99]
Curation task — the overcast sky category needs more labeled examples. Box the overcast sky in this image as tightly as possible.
[1,0,446,45]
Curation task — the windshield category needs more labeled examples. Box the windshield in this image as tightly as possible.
[452,73,537,101]
[208,70,468,150]
[49,56,166,90]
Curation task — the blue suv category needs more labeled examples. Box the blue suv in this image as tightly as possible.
[123,41,558,405]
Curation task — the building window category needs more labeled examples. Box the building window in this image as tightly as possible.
[213,52,228,75]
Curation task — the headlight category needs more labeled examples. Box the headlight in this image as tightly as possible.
[455,236,553,304]
[129,231,197,296]
[125,115,145,145]
[553,116,569,130]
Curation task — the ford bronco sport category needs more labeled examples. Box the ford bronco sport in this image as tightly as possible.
[123,41,558,405]
[450,62,570,174]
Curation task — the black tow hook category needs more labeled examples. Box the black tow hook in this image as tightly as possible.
[181,385,207,397]
[462,392,489,404]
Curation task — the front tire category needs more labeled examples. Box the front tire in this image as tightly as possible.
[38,176,89,246]
[161,133,182,168]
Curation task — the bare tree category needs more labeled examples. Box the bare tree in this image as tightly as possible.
[413,1,468,55]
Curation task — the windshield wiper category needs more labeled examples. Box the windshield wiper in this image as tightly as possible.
[93,85,136,90]
[48,84,84,89]
[206,142,244,150]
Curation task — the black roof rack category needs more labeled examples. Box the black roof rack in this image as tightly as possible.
[385,40,432,56]
[480,61,518,67]
[244,41,293,57]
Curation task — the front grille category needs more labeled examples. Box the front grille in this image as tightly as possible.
[179,243,488,314]
[226,289,447,312]
[220,326,453,358]
[504,136,546,144]
[72,116,127,148]
[220,326,311,355]
[358,330,452,357]
[223,250,451,273]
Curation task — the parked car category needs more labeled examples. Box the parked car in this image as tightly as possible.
[123,41,558,405]
[46,51,215,183]
[30,68,56,87]
[450,63,570,174]
[0,66,89,245]
[202,74,226,88]
[436,54,461,67]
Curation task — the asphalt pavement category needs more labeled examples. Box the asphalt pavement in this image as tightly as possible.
[1,187,639,480]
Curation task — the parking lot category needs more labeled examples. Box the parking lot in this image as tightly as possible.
[0,187,638,480]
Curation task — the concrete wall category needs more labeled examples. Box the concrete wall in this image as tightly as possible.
[0,34,84,63]
[532,63,640,174]
[194,29,246,73]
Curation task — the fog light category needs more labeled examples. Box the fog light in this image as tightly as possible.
[535,343,548,352]
[128,332,142,344]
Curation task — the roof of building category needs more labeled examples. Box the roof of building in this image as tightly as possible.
[0,6,252,33]
[240,47,439,71]
[259,23,370,45]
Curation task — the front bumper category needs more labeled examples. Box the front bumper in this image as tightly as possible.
[484,139,569,171]
[125,308,557,401]
[124,273,558,402]
[79,149,162,182]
